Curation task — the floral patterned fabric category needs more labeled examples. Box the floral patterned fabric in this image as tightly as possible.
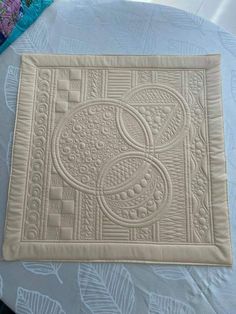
[0,0,53,53]
[0,1,236,313]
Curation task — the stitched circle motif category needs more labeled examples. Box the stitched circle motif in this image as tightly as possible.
[52,99,153,194]
[97,152,172,227]
[124,84,190,151]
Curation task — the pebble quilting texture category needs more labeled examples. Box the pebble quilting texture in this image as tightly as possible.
[2,54,232,264]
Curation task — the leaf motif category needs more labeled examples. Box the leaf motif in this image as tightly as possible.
[81,306,93,314]
[4,65,20,113]
[0,274,3,298]
[219,30,236,57]
[58,36,86,54]
[78,263,135,314]
[23,262,63,284]
[206,266,232,287]
[168,39,207,55]
[16,287,66,314]
[12,19,49,54]
[148,293,195,314]
[151,265,185,280]
[6,131,13,173]
[161,6,204,30]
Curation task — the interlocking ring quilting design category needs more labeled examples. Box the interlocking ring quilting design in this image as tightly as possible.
[97,151,172,227]
[52,86,189,226]
[123,84,190,151]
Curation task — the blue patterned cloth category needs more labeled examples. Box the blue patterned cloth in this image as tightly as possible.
[0,0,53,54]
[0,1,235,313]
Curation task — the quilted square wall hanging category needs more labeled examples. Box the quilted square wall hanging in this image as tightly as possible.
[3,54,232,265]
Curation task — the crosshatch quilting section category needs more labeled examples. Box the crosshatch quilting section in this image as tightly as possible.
[2,55,232,264]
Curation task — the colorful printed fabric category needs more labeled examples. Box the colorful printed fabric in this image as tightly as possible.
[0,0,53,53]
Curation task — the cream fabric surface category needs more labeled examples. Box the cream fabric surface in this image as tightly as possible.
[2,54,232,265]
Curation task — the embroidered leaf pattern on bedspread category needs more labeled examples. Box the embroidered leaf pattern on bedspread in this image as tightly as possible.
[151,266,185,280]
[16,287,66,314]
[12,19,49,53]
[78,264,135,314]
[219,30,236,57]
[148,293,195,314]
[23,263,63,284]
[4,65,20,113]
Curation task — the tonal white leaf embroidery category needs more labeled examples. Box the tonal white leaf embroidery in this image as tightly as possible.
[0,274,3,298]
[81,306,92,314]
[206,266,232,287]
[12,19,49,54]
[151,265,185,280]
[58,37,86,54]
[4,65,20,113]
[161,6,204,30]
[16,287,66,314]
[219,30,236,57]
[78,263,135,314]
[148,293,195,314]
[23,263,63,284]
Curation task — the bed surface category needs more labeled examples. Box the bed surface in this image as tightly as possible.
[0,1,235,313]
